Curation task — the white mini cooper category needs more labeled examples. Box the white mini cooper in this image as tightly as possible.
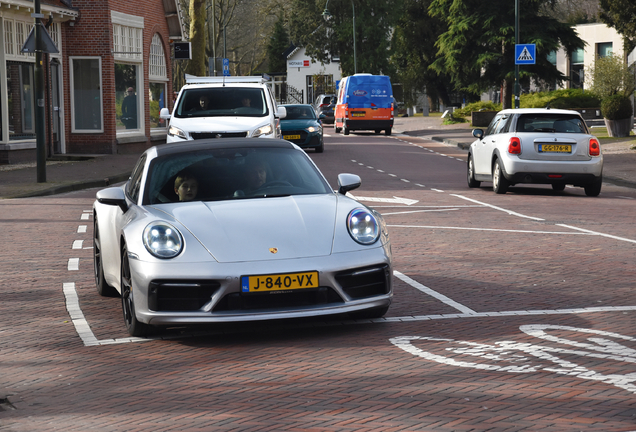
[467,108,603,196]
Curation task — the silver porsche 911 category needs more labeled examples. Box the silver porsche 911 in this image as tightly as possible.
[93,139,392,336]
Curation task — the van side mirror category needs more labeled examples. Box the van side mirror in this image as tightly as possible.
[160,108,171,120]
[277,106,287,119]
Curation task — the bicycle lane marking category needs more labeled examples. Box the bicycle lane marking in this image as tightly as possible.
[390,324,636,395]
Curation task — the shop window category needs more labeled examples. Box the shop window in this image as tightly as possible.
[6,61,35,140]
[115,63,140,131]
[70,57,103,132]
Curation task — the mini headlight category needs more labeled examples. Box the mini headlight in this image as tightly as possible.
[168,126,187,139]
[143,222,183,258]
[252,124,273,137]
[347,208,380,245]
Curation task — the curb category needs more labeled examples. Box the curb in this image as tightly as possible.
[4,172,130,199]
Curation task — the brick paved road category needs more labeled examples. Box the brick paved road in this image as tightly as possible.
[1,131,636,431]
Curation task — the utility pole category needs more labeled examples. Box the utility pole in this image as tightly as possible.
[514,0,520,109]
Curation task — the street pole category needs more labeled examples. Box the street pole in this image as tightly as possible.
[34,0,46,182]
[514,0,520,109]
[322,0,357,74]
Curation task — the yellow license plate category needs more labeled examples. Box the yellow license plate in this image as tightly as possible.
[241,271,319,293]
[351,112,365,117]
[539,144,571,153]
[284,134,301,140]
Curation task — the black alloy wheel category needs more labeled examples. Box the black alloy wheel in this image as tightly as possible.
[121,244,151,337]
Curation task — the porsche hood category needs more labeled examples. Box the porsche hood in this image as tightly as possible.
[167,195,338,263]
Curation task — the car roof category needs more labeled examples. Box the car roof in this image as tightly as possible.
[281,104,312,108]
[179,82,266,90]
[152,138,297,158]
[498,108,582,115]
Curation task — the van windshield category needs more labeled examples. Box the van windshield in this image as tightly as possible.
[174,88,268,118]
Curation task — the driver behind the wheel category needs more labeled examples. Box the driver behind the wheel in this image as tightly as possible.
[234,159,268,197]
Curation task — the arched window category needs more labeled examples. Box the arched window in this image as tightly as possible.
[149,33,167,80]
[149,33,168,130]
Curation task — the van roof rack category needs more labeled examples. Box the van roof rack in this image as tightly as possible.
[185,74,271,85]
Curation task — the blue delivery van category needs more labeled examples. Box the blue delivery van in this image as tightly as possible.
[334,74,394,135]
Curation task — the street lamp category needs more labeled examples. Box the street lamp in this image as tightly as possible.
[322,0,357,74]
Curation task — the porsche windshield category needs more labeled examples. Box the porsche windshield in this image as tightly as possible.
[144,147,332,205]
[174,88,268,118]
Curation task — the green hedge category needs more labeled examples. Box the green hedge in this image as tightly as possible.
[520,89,600,109]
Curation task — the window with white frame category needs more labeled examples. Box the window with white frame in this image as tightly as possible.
[149,33,168,130]
[112,11,143,133]
[149,33,166,80]
[4,20,14,56]
[4,18,34,59]
[70,57,103,132]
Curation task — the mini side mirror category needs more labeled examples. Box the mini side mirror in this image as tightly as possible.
[472,129,484,139]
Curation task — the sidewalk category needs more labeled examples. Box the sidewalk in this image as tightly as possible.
[0,115,634,199]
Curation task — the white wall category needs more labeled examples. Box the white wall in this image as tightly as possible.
[286,47,342,104]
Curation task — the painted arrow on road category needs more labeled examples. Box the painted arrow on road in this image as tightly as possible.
[346,193,419,206]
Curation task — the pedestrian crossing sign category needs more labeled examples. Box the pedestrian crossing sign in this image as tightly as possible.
[515,44,536,65]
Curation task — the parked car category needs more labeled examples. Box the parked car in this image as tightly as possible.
[160,75,287,142]
[280,104,324,153]
[467,108,603,196]
[93,139,392,336]
[313,94,336,124]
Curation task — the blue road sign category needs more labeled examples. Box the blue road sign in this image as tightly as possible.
[515,44,536,65]
[222,58,230,76]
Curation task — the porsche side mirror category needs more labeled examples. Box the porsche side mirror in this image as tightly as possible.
[337,173,361,195]
[96,187,129,213]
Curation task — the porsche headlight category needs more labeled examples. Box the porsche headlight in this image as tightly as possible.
[252,124,273,137]
[168,125,187,140]
[347,208,380,245]
[143,222,183,258]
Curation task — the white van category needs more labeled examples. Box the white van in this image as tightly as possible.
[160,75,287,143]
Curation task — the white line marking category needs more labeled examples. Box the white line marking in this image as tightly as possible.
[377,169,385,173]
[451,194,545,221]
[80,213,90,220]
[415,184,425,187]
[389,174,397,177]
[63,283,147,346]
[431,188,445,193]
[68,258,79,271]
[72,240,84,250]
[394,271,477,315]
[556,224,636,244]
[382,209,459,216]
[77,225,87,233]
[617,196,635,200]
[387,224,591,235]
[400,179,410,183]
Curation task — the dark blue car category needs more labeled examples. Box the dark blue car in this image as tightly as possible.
[280,104,324,153]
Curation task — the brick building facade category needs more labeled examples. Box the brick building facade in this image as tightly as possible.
[0,0,184,163]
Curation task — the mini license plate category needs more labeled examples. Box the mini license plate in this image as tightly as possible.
[241,271,319,293]
[283,134,301,140]
[351,112,365,117]
[538,144,572,153]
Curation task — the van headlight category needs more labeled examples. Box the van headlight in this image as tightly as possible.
[168,126,187,140]
[143,222,184,258]
[252,124,273,137]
